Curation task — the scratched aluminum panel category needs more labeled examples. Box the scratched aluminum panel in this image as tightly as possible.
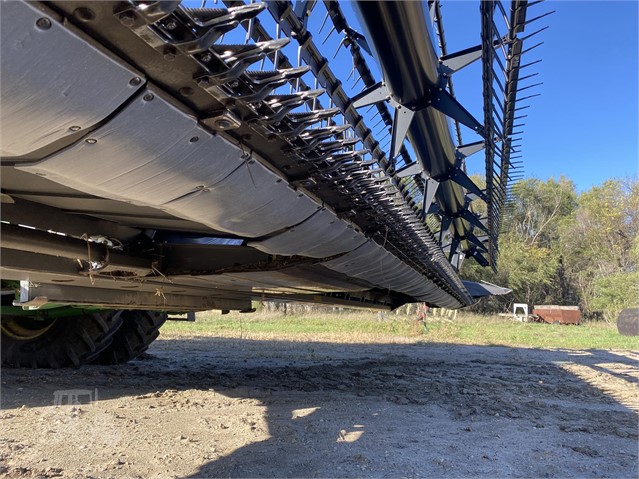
[247,208,367,258]
[164,158,320,237]
[322,241,379,273]
[323,242,404,282]
[0,1,143,157]
[20,88,243,205]
[20,87,320,237]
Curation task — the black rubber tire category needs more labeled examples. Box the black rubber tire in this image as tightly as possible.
[1,310,123,368]
[617,308,639,336]
[93,310,166,365]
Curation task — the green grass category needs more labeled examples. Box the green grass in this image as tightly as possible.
[162,310,423,343]
[423,315,638,350]
[161,310,639,350]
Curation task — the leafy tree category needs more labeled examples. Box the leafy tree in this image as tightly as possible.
[591,272,639,322]
[461,176,638,320]
[508,177,577,247]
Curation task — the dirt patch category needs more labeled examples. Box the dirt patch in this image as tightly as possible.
[1,337,637,478]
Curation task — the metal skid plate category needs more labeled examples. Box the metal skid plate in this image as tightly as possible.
[19,88,243,204]
[164,154,320,238]
[247,208,367,258]
[19,87,320,237]
[0,1,143,157]
[323,241,461,308]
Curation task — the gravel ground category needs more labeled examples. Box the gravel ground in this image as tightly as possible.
[1,336,637,478]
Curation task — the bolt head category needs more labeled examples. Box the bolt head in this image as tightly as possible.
[119,12,135,26]
[69,125,81,132]
[143,93,155,102]
[85,138,97,144]
[35,17,52,30]
[129,77,142,86]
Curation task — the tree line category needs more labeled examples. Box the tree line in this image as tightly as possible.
[461,177,639,321]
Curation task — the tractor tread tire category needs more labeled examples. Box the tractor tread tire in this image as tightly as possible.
[94,310,166,365]
[1,311,123,368]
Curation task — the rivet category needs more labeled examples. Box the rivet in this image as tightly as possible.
[189,136,199,143]
[35,18,52,30]
[68,125,81,132]
[85,138,97,144]
[195,185,205,190]
[215,119,231,129]
[129,77,142,86]
[143,93,155,102]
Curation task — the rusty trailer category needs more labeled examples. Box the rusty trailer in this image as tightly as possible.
[533,306,581,325]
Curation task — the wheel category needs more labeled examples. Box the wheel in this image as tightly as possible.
[1,310,123,368]
[93,310,167,365]
[617,308,639,336]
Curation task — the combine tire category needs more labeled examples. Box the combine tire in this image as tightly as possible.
[1,311,123,368]
[617,308,639,336]
[93,310,166,365]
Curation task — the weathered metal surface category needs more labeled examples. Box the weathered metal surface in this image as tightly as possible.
[533,306,582,325]
[0,1,144,157]
[0,0,549,311]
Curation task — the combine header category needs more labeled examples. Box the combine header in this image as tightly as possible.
[0,0,550,366]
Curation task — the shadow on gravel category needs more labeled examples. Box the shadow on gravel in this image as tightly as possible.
[2,337,638,477]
